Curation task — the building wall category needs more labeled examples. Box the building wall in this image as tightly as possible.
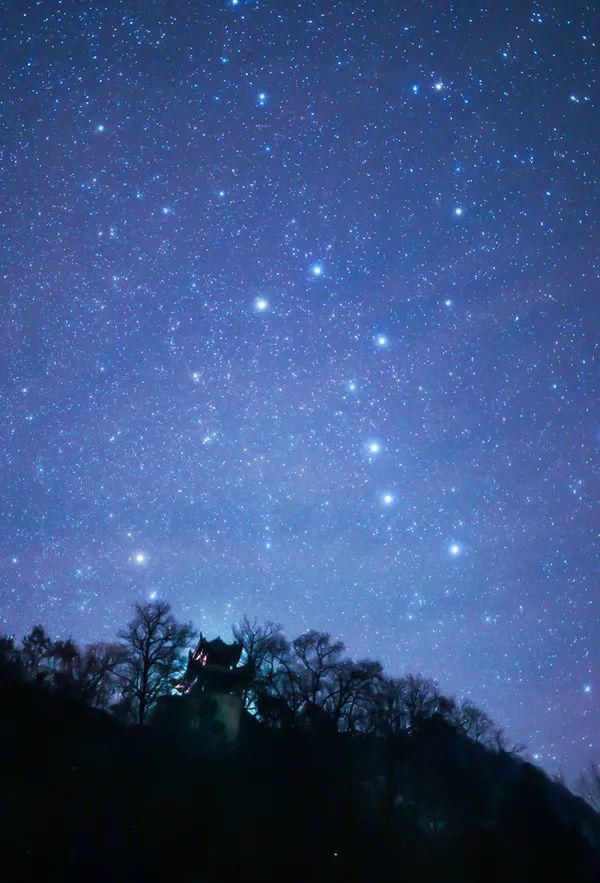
[213,692,243,742]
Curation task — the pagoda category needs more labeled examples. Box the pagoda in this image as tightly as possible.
[175,633,249,741]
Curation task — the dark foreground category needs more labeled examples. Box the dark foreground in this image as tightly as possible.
[2,677,600,883]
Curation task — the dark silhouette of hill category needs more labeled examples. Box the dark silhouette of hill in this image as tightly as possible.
[1,608,599,883]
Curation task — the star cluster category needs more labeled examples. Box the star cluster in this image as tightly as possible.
[0,1,598,777]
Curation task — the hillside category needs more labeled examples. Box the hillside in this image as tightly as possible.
[2,665,599,883]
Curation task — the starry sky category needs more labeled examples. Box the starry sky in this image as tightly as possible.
[1,0,598,777]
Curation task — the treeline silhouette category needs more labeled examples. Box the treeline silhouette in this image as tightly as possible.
[1,601,599,883]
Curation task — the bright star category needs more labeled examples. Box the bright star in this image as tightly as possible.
[583,684,592,694]
[449,543,461,557]
[444,299,453,306]
[96,123,105,133]
[191,371,202,383]
[133,552,147,565]
[375,334,389,348]
[149,590,158,601]
[310,263,323,276]
[257,92,267,105]
[161,206,171,215]
[367,441,382,455]
[434,81,444,91]
[454,206,463,217]
[347,380,357,392]
[382,493,394,506]
[254,297,269,312]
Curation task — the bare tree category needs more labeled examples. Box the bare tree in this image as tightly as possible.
[448,699,523,753]
[372,676,409,736]
[118,601,195,725]
[75,642,130,709]
[21,625,52,679]
[0,635,25,683]
[49,637,80,684]
[233,617,286,671]
[292,630,345,707]
[234,624,383,733]
[456,702,497,744]
[232,617,287,710]
[326,658,382,733]
[402,674,441,732]
[371,674,441,737]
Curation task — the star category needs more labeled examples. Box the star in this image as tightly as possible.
[375,334,389,348]
[367,440,382,456]
[310,263,323,276]
[453,206,464,217]
[254,297,269,312]
[133,552,148,565]
[382,493,395,506]
[449,543,461,557]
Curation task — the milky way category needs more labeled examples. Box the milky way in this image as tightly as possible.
[1,1,598,777]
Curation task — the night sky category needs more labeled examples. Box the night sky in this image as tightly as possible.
[1,1,598,777]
